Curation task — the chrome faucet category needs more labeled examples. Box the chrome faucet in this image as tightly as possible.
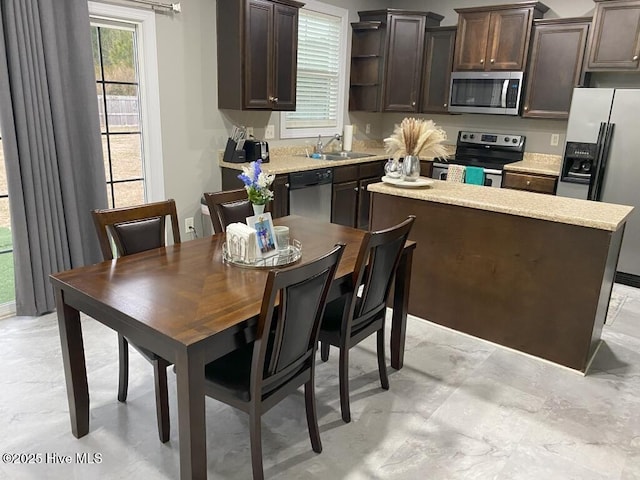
[315,133,342,154]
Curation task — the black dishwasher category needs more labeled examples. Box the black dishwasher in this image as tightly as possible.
[288,168,333,222]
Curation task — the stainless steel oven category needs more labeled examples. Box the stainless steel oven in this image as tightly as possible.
[431,163,504,187]
[431,130,526,187]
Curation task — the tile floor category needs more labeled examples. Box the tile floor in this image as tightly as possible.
[0,283,639,479]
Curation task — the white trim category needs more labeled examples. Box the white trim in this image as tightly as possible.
[280,0,349,139]
[88,1,165,202]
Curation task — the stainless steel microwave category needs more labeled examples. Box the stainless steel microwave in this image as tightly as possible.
[448,71,524,115]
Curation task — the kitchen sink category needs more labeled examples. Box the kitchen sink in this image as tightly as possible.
[300,152,375,161]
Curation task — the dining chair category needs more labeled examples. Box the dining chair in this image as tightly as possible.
[319,215,416,423]
[203,188,268,234]
[203,243,345,480]
[90,199,181,443]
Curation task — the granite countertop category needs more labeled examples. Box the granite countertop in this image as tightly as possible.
[219,143,561,177]
[368,180,633,231]
[219,142,456,175]
[505,153,562,176]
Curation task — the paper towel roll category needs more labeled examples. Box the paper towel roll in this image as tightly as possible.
[343,125,354,152]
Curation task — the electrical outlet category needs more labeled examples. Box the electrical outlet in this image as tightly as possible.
[365,123,371,134]
[265,124,275,140]
[185,217,194,232]
[246,126,254,137]
[551,133,560,146]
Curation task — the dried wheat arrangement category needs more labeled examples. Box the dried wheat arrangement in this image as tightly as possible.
[384,117,448,160]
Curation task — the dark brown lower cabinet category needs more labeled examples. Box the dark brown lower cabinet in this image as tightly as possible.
[502,170,557,194]
[332,180,359,227]
[522,17,591,119]
[420,161,433,178]
[332,161,386,229]
[221,167,289,218]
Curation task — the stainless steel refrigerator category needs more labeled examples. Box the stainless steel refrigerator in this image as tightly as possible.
[557,88,640,286]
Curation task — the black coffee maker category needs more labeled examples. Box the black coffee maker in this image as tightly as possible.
[243,140,270,163]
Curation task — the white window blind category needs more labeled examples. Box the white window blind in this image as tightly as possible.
[281,4,346,138]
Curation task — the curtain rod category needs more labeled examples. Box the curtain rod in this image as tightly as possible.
[124,0,181,13]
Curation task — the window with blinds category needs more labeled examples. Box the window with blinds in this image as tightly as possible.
[281,3,347,139]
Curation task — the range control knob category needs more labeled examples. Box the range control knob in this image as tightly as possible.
[462,134,468,139]
[512,138,518,144]
[469,134,475,139]
[504,137,510,143]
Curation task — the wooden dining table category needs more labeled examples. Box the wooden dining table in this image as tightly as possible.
[50,215,416,479]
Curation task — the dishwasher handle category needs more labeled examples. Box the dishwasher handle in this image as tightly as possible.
[288,168,333,190]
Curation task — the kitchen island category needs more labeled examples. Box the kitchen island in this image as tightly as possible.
[368,180,633,372]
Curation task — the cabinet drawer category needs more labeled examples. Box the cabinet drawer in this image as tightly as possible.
[359,160,385,178]
[502,171,557,194]
[333,165,359,183]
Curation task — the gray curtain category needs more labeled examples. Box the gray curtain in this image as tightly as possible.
[0,0,108,316]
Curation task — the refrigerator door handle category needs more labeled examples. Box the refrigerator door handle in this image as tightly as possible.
[593,123,615,202]
[587,122,607,201]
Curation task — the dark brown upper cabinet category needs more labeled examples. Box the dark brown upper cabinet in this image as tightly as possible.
[522,18,590,119]
[586,0,640,71]
[420,26,456,114]
[453,2,548,71]
[349,10,443,112]
[217,0,304,110]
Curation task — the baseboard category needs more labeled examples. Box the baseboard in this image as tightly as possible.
[615,272,640,288]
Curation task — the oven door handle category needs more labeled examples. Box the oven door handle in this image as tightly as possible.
[432,163,503,177]
[501,80,509,108]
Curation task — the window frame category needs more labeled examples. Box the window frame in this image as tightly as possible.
[88,1,165,202]
[280,1,349,139]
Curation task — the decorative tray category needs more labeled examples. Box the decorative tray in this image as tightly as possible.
[222,239,302,269]
[381,176,434,188]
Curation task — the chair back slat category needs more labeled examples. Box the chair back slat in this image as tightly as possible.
[351,216,416,328]
[251,244,345,399]
[204,189,265,234]
[91,199,181,260]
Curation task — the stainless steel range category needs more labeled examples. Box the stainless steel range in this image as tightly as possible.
[432,131,526,187]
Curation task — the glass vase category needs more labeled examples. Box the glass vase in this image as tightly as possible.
[252,203,265,216]
[384,158,402,179]
[402,155,420,181]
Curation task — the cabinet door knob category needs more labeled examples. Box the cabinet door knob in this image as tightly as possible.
[634,55,639,61]
[411,101,416,106]
[354,187,359,192]
[480,58,484,64]
[273,97,279,103]
[526,180,531,186]
[524,106,529,111]
[490,58,495,64]
[444,103,447,108]
[284,183,290,188]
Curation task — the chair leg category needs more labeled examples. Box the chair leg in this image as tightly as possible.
[338,347,351,423]
[320,341,329,362]
[249,407,264,480]
[117,335,129,402]
[377,328,389,390]
[304,379,322,453]
[153,358,170,443]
